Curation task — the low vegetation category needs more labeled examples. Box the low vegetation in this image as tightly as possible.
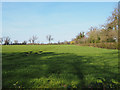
[2,45,120,88]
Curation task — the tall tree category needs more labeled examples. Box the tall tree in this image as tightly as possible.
[106,7,118,31]
[101,7,118,42]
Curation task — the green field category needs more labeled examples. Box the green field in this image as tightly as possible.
[2,45,119,88]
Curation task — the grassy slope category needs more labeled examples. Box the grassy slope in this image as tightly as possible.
[2,45,119,88]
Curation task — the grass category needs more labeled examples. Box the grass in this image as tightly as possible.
[2,45,120,88]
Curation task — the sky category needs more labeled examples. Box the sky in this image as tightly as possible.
[2,2,117,43]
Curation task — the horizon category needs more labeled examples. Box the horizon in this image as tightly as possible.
[2,2,117,44]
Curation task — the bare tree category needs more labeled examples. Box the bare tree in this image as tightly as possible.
[29,35,38,44]
[4,36,10,45]
[46,35,53,44]
[32,35,38,44]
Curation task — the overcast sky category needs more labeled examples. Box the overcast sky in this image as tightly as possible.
[2,2,117,43]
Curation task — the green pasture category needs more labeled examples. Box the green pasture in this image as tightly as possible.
[2,45,119,88]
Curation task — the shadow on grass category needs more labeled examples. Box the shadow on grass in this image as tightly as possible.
[2,51,119,88]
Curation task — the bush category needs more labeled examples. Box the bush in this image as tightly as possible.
[78,43,118,49]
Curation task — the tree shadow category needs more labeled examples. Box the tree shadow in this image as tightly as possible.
[2,51,119,88]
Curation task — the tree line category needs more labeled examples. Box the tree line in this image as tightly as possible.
[70,7,119,49]
[0,7,119,49]
[0,35,54,45]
